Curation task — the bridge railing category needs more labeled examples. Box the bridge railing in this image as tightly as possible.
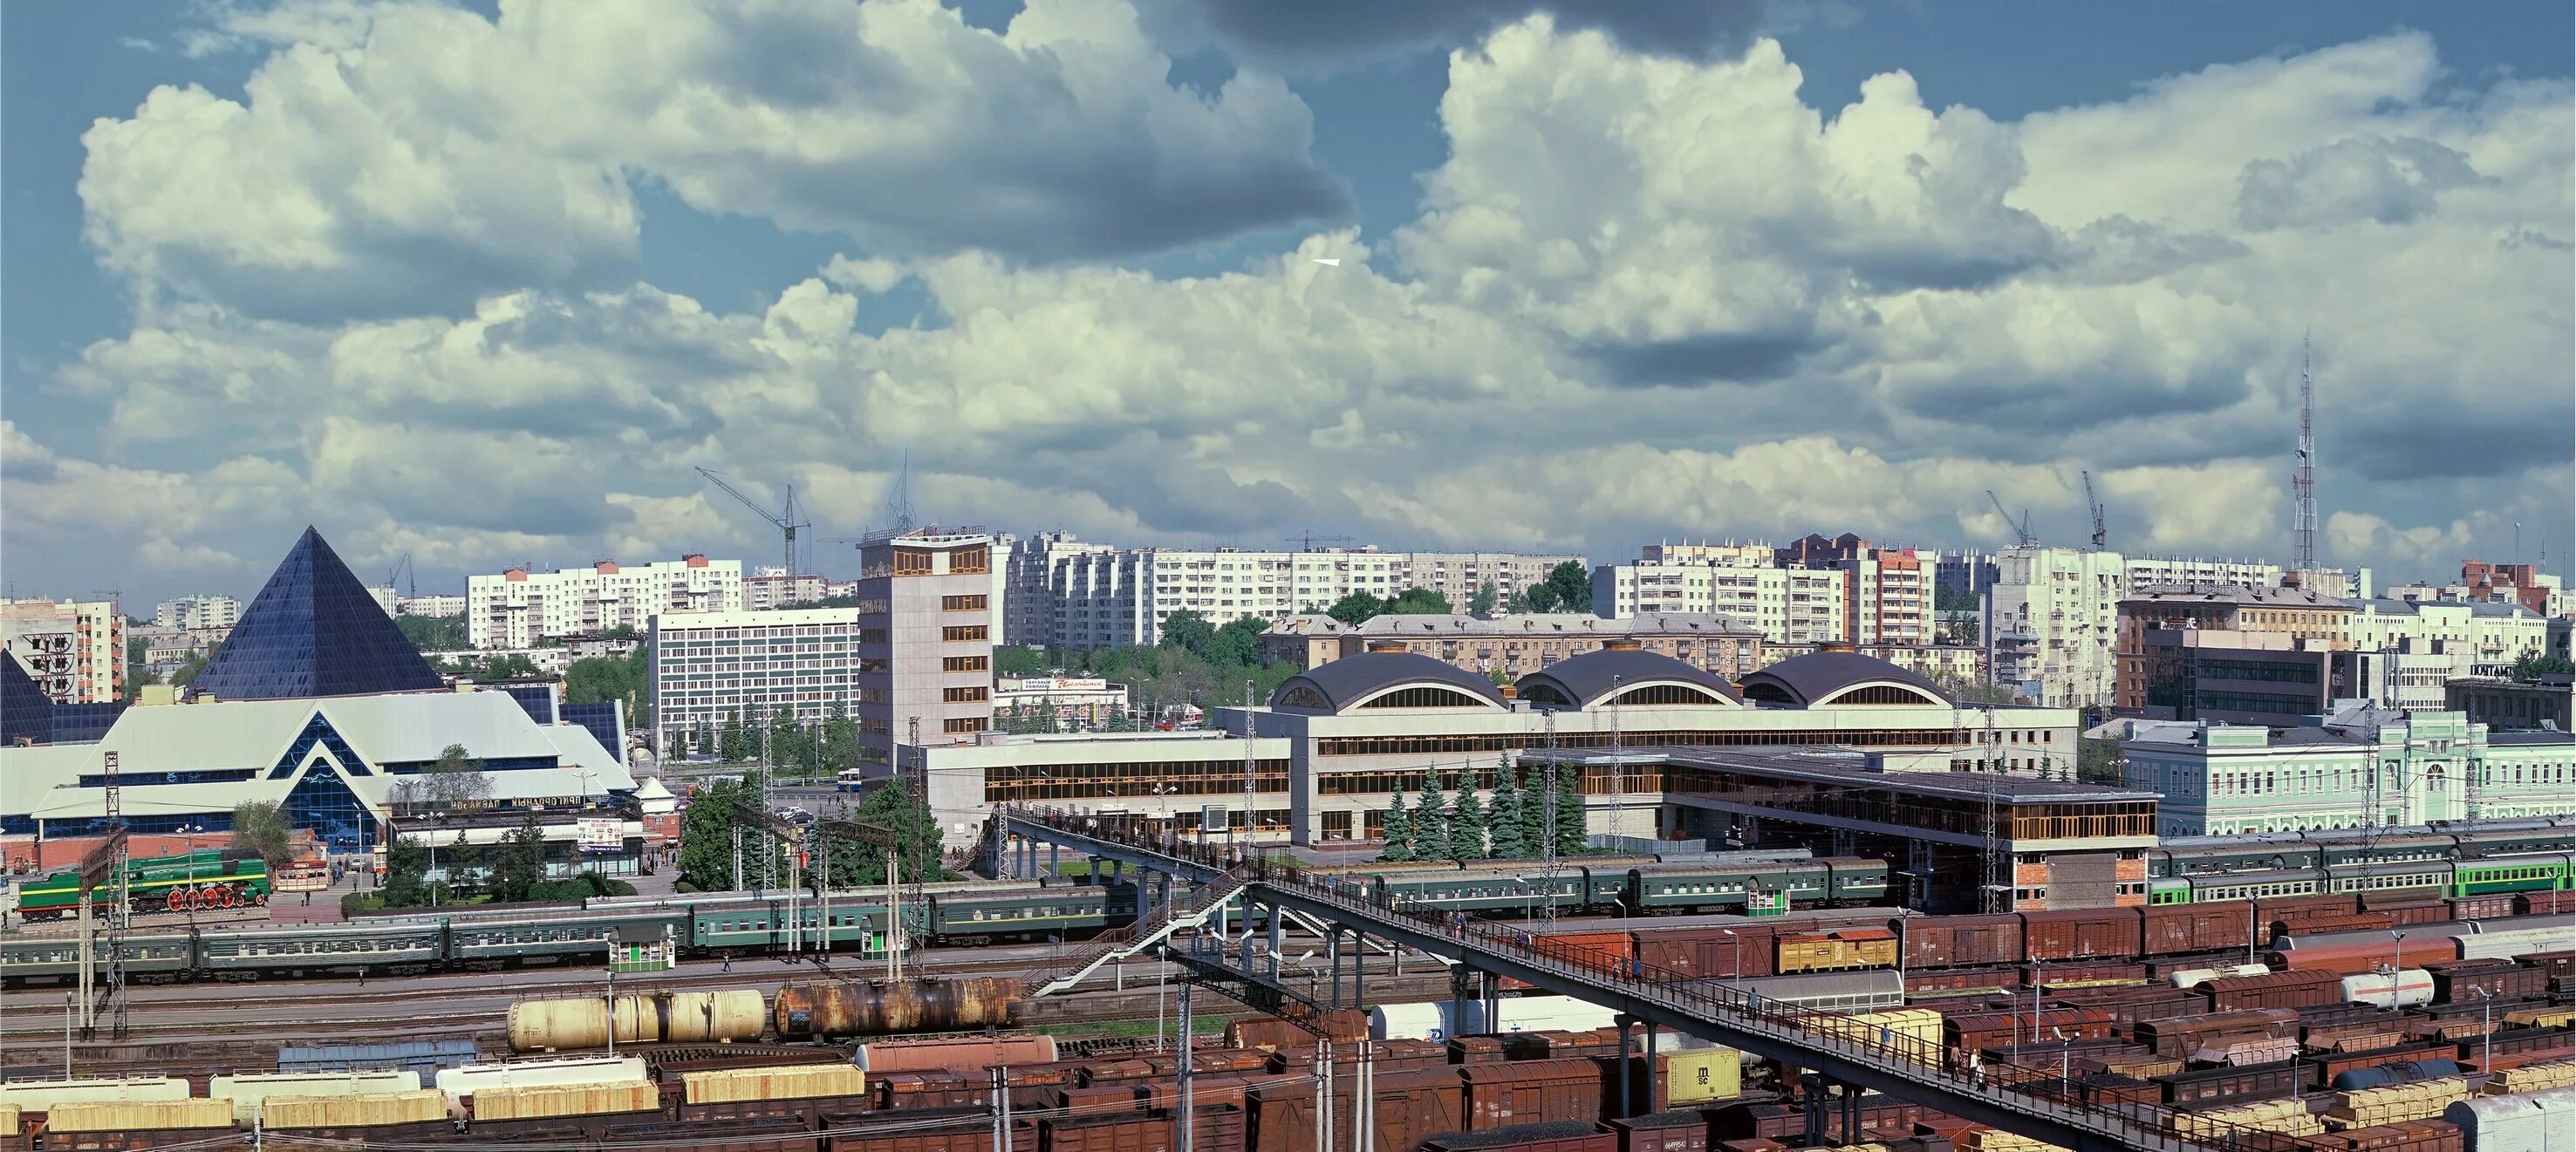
[1001,806,2314,1152]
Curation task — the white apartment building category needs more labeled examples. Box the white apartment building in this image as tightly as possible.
[743,568,828,611]
[2349,598,2552,678]
[2124,707,2576,836]
[648,606,862,755]
[2,597,122,704]
[1592,560,1847,644]
[153,595,241,637]
[1008,538,1584,649]
[1935,549,1999,596]
[469,556,742,649]
[2122,556,2282,590]
[369,588,468,617]
[1985,546,2126,710]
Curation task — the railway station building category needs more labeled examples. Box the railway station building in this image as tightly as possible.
[927,644,2079,855]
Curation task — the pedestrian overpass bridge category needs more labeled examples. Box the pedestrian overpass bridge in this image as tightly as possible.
[1001,805,2281,1152]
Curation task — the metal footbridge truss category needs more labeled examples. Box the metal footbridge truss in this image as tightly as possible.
[1019,870,1252,998]
[1001,805,2292,1152]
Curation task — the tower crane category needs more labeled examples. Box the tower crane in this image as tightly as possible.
[1283,531,1356,551]
[1985,490,2036,548]
[2083,471,2107,549]
[697,467,810,575]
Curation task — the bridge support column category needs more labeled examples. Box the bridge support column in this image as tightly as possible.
[1451,966,1475,1039]
[1642,1021,1657,1115]
[1267,907,1283,979]
[1350,930,1364,1005]
[1088,857,1099,884]
[1800,1074,1826,1148]
[1327,927,1343,1008]
[1613,1014,1634,1120]
[1841,1085,1860,1147]
[1049,843,1060,876]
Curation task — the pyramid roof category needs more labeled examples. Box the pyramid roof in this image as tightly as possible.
[189,527,445,701]
[2,652,51,745]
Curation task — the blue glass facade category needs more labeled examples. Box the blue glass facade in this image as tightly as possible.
[2,655,49,746]
[283,760,376,851]
[503,683,558,724]
[562,700,625,762]
[190,527,444,701]
[50,701,127,743]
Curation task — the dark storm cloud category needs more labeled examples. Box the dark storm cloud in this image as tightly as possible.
[1192,0,1767,70]
[1575,329,1821,387]
[2336,406,2576,482]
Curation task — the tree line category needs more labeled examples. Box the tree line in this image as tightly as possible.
[1377,757,1588,862]
[673,770,952,893]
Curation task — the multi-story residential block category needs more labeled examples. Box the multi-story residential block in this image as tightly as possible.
[649,606,862,756]
[993,677,1131,730]
[368,589,469,617]
[2284,566,2371,598]
[2349,598,2551,677]
[1774,534,1933,645]
[1296,613,1766,681]
[742,568,828,611]
[2458,559,2568,617]
[1007,538,1585,649]
[2,598,123,705]
[853,528,999,765]
[2123,706,2576,835]
[1257,616,1352,671]
[1593,558,1847,644]
[153,595,241,637]
[1639,540,1776,565]
[2122,556,2283,590]
[1934,549,1999,596]
[1985,546,2125,710]
[469,556,741,649]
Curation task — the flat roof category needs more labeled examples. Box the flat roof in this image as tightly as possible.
[1528,744,2160,804]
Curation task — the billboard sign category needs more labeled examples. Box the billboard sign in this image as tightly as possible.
[577,817,625,853]
[1199,806,1227,835]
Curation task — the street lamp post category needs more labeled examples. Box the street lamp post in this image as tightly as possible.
[605,965,616,1059]
[179,823,204,927]
[64,993,74,1079]
[2053,1027,2070,1097]
[2475,987,2494,1068]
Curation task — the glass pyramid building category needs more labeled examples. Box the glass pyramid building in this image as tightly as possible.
[188,527,446,700]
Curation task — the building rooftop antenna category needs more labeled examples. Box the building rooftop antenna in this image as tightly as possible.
[889,450,918,534]
[2292,333,2320,571]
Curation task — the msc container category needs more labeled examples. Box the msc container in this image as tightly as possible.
[2446,1085,2576,1150]
[859,1033,1060,1074]
[2204,969,2342,1012]
[1461,1060,1597,1129]
[258,1089,448,1129]
[685,1062,867,1103]
[468,1080,661,1121]
[775,977,1021,1039]
[1425,1119,1616,1152]
[208,1070,422,1123]
[40,1100,235,1132]
[1609,1110,1707,1152]
[2343,971,2436,1010]
[1893,915,2021,970]
[0,1077,189,1113]
[2019,908,2144,961]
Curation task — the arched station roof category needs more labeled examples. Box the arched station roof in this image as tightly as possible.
[1268,652,1510,714]
[1513,649,1741,710]
[1737,651,1947,708]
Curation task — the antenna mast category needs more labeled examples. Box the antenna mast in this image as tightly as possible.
[890,451,918,533]
[2292,335,2319,571]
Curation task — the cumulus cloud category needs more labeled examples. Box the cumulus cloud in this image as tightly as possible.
[80,0,1350,322]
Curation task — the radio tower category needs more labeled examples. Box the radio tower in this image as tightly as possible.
[2292,335,2319,571]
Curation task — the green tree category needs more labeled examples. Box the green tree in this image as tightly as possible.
[1377,794,1413,862]
[720,709,749,762]
[1412,774,1448,862]
[1486,764,1526,858]
[564,644,651,726]
[1542,562,1592,616]
[841,780,953,885]
[2511,652,2576,681]
[1447,783,1487,862]
[1550,763,1587,856]
[1384,588,1453,616]
[677,777,744,891]
[1159,610,1218,660]
[1484,664,1513,686]
[490,810,547,901]
[392,614,468,651]
[1212,616,1268,666]
[1467,581,1500,618]
[170,648,212,692]
[1324,592,1384,625]
[380,834,431,908]
[1511,583,1561,613]
[1934,586,1981,613]
[1511,760,1548,857]
[2077,738,2127,787]
[423,743,492,808]
[995,646,1051,676]
[232,800,295,867]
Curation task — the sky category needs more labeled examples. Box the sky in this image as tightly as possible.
[3,0,2570,605]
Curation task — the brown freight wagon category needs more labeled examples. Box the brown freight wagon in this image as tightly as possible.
[2146,951,2258,980]
[2026,960,2148,989]
[1773,929,1896,975]
[685,1091,872,1129]
[1940,1008,2116,1060]
[2444,895,2518,921]
[865,1034,1062,1075]
[1633,926,1780,979]
[823,1108,1008,1152]
[1146,1073,1278,1113]
[263,1120,457,1148]
[2073,989,2204,1030]
[1504,1032,1619,1061]
[1461,1059,1602,1128]
[2135,1009,2303,1058]
[1451,1036,1510,1064]
[2020,909,2144,962]
[1189,1105,1249,1152]
[2307,1044,2452,1090]
[883,1073,993,1112]
[2200,969,2341,1012]
[2143,904,2255,957]
[422,1122,592,1147]
[2074,1072,2159,1107]
[33,1131,255,1152]
[1005,1063,1087,1109]
[1504,932,1633,992]
[1904,966,2019,999]
[1043,1112,1178,1152]
[2519,890,2576,916]
[1425,1119,1616,1152]
[601,1116,817,1152]
[1608,1111,1708,1152]
[2429,965,2548,1004]
[1892,915,2021,970]
[2312,1119,2466,1152]
[2156,1058,2303,1105]
[1726,1095,1933,1143]
[1247,1066,1468,1152]
[2470,1026,2576,1061]
[1060,1086,1152,1121]
[1372,1040,1457,1072]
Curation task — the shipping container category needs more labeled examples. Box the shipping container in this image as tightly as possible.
[1657,1049,1744,1110]
[2019,909,2143,962]
[2202,969,2342,1012]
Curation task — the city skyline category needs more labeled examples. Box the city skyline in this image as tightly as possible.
[4,2,2570,606]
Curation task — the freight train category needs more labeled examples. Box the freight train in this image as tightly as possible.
[11,847,273,919]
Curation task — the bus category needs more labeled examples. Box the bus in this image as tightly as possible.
[837,768,868,794]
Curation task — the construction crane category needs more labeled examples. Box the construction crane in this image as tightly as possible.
[697,467,810,575]
[1985,490,2036,548]
[1283,531,1356,551]
[2082,471,2107,549]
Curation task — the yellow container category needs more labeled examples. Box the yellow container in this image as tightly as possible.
[0,1105,17,1137]
[681,1063,868,1104]
[2504,1007,2573,1029]
[1659,1047,1742,1107]
[44,1098,236,1133]
[2494,1060,2576,1094]
[1960,1130,2069,1151]
[209,1070,422,1124]
[470,1080,660,1121]
[261,1090,450,1129]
